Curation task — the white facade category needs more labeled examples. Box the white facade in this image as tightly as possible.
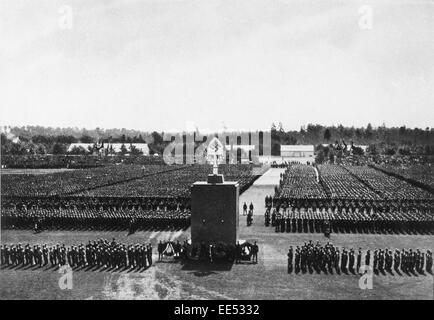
[67,143,93,152]
[280,145,314,158]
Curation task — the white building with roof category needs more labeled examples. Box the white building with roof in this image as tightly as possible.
[280,145,314,158]
[67,143,94,152]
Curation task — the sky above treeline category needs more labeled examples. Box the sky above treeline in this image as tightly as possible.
[1,0,433,132]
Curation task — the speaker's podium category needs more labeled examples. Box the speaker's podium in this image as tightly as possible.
[191,173,239,246]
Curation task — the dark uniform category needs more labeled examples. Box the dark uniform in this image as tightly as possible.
[251,242,258,263]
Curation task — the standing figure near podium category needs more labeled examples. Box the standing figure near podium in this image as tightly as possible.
[247,212,253,226]
[249,202,254,215]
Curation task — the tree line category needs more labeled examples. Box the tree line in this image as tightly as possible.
[1,124,433,157]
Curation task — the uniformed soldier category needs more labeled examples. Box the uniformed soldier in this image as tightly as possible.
[264,209,270,227]
[158,241,164,261]
[251,242,258,264]
[294,247,300,273]
[0,245,4,265]
[426,250,432,273]
[341,249,348,272]
[349,249,355,273]
[42,245,48,266]
[334,248,340,271]
[356,248,362,273]
[287,246,293,274]
[11,246,17,266]
[147,243,153,266]
[365,250,371,269]
[394,249,400,271]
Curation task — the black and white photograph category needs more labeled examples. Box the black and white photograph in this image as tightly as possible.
[0,0,433,304]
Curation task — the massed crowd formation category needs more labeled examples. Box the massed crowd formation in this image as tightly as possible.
[1,164,261,231]
[268,163,434,234]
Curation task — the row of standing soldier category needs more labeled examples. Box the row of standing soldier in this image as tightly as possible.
[287,241,433,275]
[1,238,153,270]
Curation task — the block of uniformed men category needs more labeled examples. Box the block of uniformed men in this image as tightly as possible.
[0,238,154,271]
[285,241,433,276]
[264,201,433,236]
[1,203,191,232]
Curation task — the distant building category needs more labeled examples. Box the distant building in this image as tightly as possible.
[67,143,94,153]
[280,145,314,158]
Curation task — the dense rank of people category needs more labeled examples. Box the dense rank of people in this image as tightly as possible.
[276,164,326,199]
[270,163,434,234]
[270,161,304,168]
[1,197,192,231]
[1,164,261,231]
[349,154,433,167]
[326,154,432,168]
[264,198,433,235]
[1,154,166,169]
[275,164,433,203]
[0,238,153,270]
[0,240,260,268]
[74,164,261,198]
[1,207,191,231]
[2,197,191,211]
[286,241,433,275]
[1,164,259,198]
[372,164,434,193]
[318,164,381,200]
[267,196,434,215]
[1,164,182,197]
[1,154,105,169]
[344,165,433,200]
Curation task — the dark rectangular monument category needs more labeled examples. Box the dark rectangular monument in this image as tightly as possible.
[191,177,239,245]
